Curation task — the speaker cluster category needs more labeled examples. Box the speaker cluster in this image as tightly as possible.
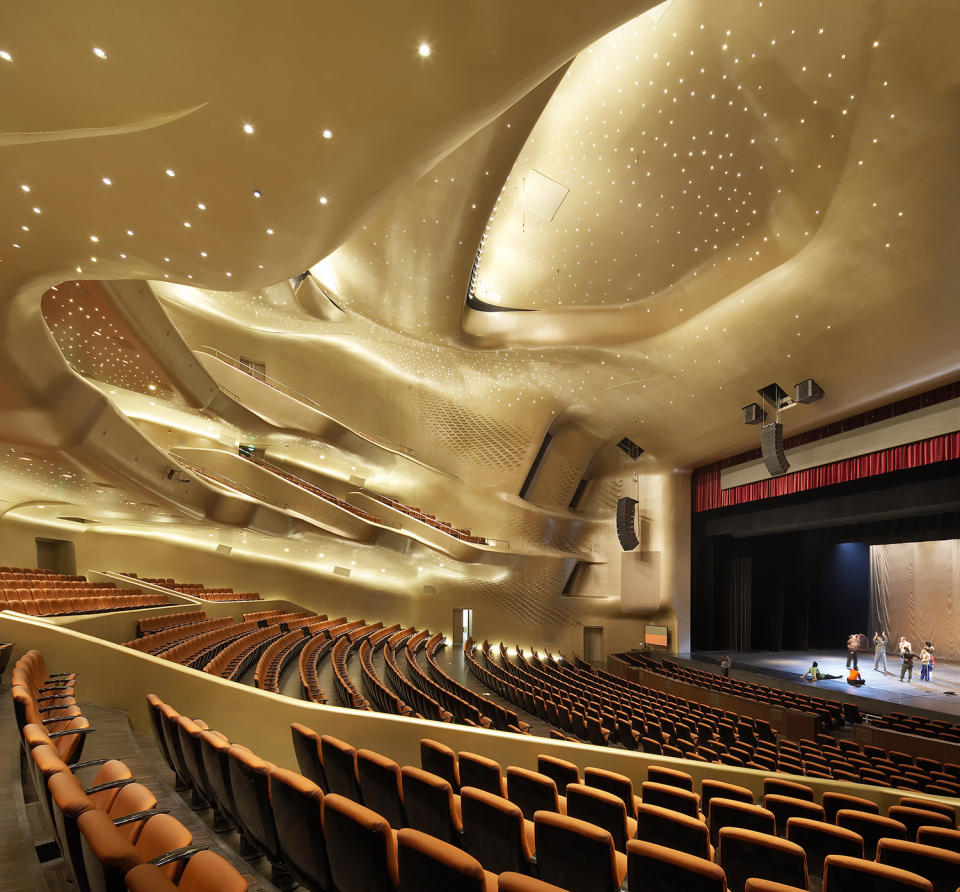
[616,497,639,551]
[742,379,824,478]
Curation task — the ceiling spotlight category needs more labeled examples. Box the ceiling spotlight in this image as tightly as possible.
[319,195,328,205]
[89,235,99,242]
[101,177,112,185]
[165,168,176,177]
[0,51,12,62]
[243,123,255,134]
[92,47,107,59]
[197,202,206,210]
[418,42,431,57]
[20,184,30,192]
[252,189,262,198]
[322,129,333,139]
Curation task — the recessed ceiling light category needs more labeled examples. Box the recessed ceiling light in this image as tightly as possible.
[90,235,99,242]
[266,228,274,235]
[126,230,134,236]
[11,243,20,249]
[225,271,232,277]
[200,251,207,257]
[197,202,206,210]
[183,221,191,228]
[243,123,255,134]
[0,51,12,62]
[92,47,107,59]
[418,43,431,57]
[32,207,40,214]
[20,184,30,192]
[101,177,112,186]
[20,225,28,232]
[322,129,333,139]
[165,168,176,177]
[252,189,262,198]
[319,195,328,205]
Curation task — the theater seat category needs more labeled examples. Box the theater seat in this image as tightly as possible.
[916,826,960,854]
[498,872,568,892]
[635,802,714,862]
[888,806,952,843]
[291,723,328,792]
[420,739,460,792]
[322,793,399,892]
[647,765,695,793]
[641,781,701,821]
[876,838,960,892]
[536,755,580,793]
[896,799,956,829]
[226,745,295,890]
[822,853,932,892]
[534,810,627,892]
[763,794,825,836]
[709,798,777,848]
[626,839,727,892]
[320,735,362,802]
[785,817,863,879]
[358,749,407,829]
[565,784,637,854]
[458,752,507,798]
[123,851,248,892]
[821,793,878,825]
[397,827,497,892]
[460,786,535,876]
[583,768,641,819]
[717,827,808,892]
[401,765,462,847]
[269,766,332,892]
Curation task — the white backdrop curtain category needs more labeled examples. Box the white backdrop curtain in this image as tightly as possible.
[870,540,960,660]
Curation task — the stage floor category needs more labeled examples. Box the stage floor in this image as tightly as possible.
[687,650,960,721]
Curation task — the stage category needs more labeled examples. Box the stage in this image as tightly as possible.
[684,650,960,722]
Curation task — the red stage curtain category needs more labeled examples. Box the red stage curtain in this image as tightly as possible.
[694,430,960,512]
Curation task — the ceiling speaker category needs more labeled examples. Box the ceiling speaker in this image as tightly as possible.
[761,423,790,476]
[795,378,825,404]
[743,402,767,425]
[616,497,639,551]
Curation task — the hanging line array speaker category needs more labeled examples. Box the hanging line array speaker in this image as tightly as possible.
[761,422,790,476]
[616,496,639,551]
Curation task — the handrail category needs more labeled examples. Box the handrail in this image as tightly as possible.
[198,345,416,457]
[179,462,289,510]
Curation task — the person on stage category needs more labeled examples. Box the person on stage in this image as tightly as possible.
[899,644,918,682]
[920,645,932,682]
[720,655,731,678]
[873,631,888,672]
[898,635,911,657]
[924,641,935,681]
[847,667,866,686]
[802,661,840,682]
[846,633,861,669]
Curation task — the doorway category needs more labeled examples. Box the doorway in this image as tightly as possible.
[35,538,76,575]
[452,608,473,648]
[583,625,605,664]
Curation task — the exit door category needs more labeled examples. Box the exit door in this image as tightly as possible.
[583,626,605,664]
[452,608,473,647]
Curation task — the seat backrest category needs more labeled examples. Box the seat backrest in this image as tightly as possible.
[402,765,461,846]
[717,826,808,892]
[822,853,933,892]
[198,729,237,824]
[534,810,620,892]
[641,781,700,820]
[647,765,694,793]
[897,798,956,828]
[888,806,952,842]
[176,716,213,806]
[269,765,331,892]
[785,817,863,878]
[635,802,712,862]
[762,794,825,836]
[357,749,407,829]
[916,825,960,854]
[566,784,631,853]
[708,798,776,848]
[507,767,561,821]
[227,744,280,860]
[460,786,532,876]
[583,767,637,818]
[291,722,328,792]
[498,871,568,892]
[397,827,488,892]
[822,792,878,824]
[320,734,362,802]
[537,755,580,792]
[626,839,726,892]
[762,778,814,802]
[420,739,460,791]
[836,810,907,860]
[876,838,960,892]
[701,780,753,815]
[322,793,399,892]
[458,751,506,797]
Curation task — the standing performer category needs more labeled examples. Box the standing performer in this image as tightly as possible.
[873,631,888,672]
[900,645,917,682]
[925,641,935,681]
[920,646,931,682]
[846,633,861,670]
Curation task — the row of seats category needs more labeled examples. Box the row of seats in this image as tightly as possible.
[360,632,416,717]
[255,627,318,692]
[385,630,452,722]
[373,493,488,544]
[12,653,249,891]
[873,711,960,744]
[119,572,262,602]
[243,453,383,524]
[621,653,857,728]
[1,567,170,615]
[425,635,529,732]
[138,610,208,636]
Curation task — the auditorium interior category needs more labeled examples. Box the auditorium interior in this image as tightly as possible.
[4,2,960,891]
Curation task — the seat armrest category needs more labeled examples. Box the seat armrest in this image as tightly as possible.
[85,778,136,795]
[113,809,171,826]
[147,845,209,868]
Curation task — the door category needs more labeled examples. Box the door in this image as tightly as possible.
[452,608,473,647]
[35,538,77,575]
[583,626,605,664]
